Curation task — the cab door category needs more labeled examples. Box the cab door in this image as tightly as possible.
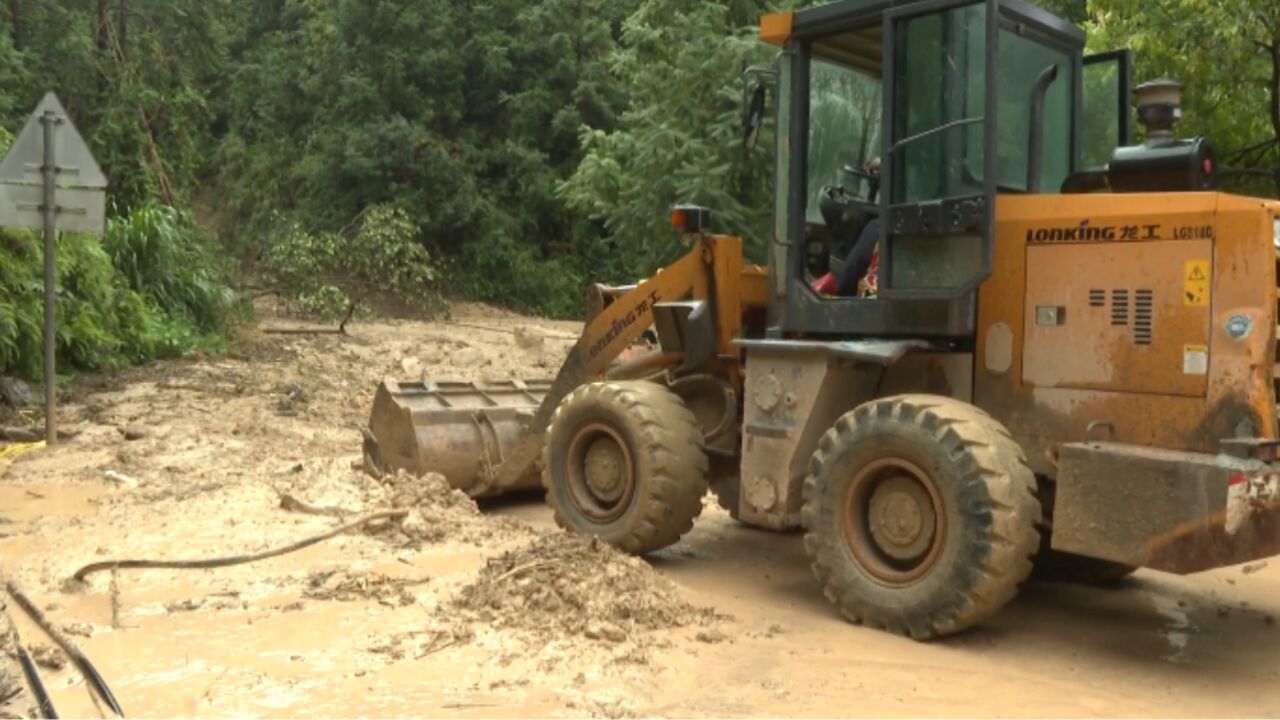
[879,0,999,301]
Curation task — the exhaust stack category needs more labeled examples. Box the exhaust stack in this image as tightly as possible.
[1107,77,1217,193]
[1135,79,1184,145]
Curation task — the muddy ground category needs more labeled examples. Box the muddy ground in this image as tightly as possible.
[0,302,1278,718]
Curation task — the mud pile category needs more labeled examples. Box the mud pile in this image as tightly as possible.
[384,470,531,544]
[452,533,722,642]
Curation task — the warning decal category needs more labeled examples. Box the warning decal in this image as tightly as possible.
[1184,259,1210,306]
[1183,344,1208,375]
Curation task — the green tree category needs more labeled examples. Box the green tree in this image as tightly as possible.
[1088,0,1280,196]
[559,0,782,278]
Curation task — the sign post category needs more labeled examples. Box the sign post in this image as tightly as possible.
[40,110,58,445]
[0,93,107,444]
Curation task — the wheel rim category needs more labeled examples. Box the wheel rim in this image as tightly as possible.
[565,422,636,523]
[842,457,946,586]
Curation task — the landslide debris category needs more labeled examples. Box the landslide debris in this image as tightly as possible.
[451,533,724,643]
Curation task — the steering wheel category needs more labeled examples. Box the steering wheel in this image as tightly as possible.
[841,164,878,185]
[822,184,856,203]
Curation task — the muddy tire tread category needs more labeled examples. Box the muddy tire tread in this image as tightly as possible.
[542,381,708,555]
[801,394,1041,639]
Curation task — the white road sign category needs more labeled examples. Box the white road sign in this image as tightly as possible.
[0,91,109,445]
[0,92,107,231]
[0,183,106,233]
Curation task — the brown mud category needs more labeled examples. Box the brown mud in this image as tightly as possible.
[0,301,1276,718]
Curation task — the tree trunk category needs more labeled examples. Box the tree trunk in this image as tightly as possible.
[8,0,20,50]
[1270,40,1280,198]
[96,0,109,57]
[117,0,128,60]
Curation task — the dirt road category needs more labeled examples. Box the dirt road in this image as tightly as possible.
[0,303,1277,718]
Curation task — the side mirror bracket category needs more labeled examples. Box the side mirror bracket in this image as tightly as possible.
[741,66,778,150]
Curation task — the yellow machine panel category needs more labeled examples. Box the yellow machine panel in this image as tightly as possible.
[1022,240,1213,397]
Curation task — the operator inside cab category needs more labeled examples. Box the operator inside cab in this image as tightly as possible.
[812,156,881,297]
[801,48,885,299]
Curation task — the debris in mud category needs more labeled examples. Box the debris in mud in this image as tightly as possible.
[383,470,531,544]
[303,570,427,607]
[275,383,310,416]
[695,628,728,644]
[27,645,65,671]
[387,471,478,519]
[118,424,148,441]
[369,626,472,663]
[103,469,139,488]
[1242,561,1268,575]
[451,346,485,367]
[584,621,628,643]
[452,533,724,641]
[165,594,243,613]
[513,326,544,352]
[0,378,34,408]
[0,668,19,702]
[61,622,96,638]
[419,344,445,364]
[400,356,424,378]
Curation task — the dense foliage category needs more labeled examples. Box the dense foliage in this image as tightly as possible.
[0,0,1277,363]
[262,205,445,319]
[0,204,234,379]
[1089,0,1280,197]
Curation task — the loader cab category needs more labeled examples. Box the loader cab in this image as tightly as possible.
[757,0,1127,340]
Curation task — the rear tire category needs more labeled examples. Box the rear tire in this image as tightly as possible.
[801,395,1041,639]
[542,381,709,555]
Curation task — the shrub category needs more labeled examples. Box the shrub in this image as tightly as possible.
[262,204,446,319]
[0,205,235,380]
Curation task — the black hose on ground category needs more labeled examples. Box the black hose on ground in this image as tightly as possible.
[4,581,123,718]
[71,509,408,582]
[15,643,58,719]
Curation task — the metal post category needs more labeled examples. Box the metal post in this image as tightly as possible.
[40,110,58,445]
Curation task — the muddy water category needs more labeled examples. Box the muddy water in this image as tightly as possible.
[1,306,1278,718]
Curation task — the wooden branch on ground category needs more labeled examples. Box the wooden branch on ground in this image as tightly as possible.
[445,321,578,341]
[277,493,353,518]
[0,426,78,442]
[261,303,357,337]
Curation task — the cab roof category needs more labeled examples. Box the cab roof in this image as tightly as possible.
[764,0,1084,47]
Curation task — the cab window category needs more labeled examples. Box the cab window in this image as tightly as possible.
[806,59,882,223]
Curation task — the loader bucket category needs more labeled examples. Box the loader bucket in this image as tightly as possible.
[362,378,551,497]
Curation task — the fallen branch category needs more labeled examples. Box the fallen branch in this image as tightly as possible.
[0,427,79,442]
[492,560,561,585]
[415,638,459,660]
[71,509,408,582]
[261,303,357,337]
[445,321,578,342]
[277,493,353,518]
[108,570,122,630]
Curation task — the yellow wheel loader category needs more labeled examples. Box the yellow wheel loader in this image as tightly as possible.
[364,0,1280,639]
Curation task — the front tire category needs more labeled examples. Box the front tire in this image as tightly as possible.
[542,381,709,555]
[801,395,1041,639]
